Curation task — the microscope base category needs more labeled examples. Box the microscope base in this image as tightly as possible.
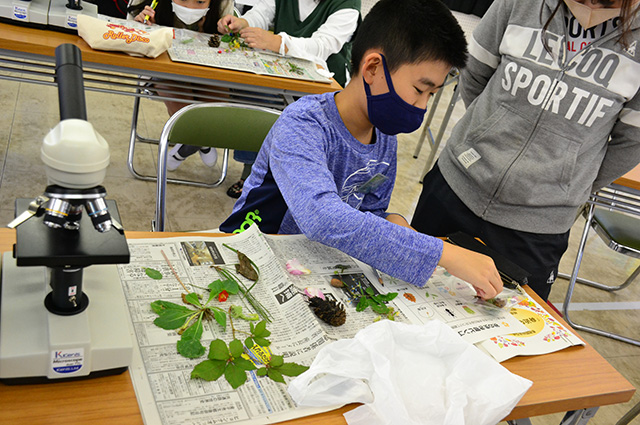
[48,0,97,31]
[0,0,50,27]
[0,252,133,383]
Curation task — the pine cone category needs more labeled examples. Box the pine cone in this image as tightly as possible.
[308,297,346,326]
[208,34,221,48]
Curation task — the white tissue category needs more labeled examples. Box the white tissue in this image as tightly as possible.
[288,320,532,425]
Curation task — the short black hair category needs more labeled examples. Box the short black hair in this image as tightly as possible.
[351,0,468,75]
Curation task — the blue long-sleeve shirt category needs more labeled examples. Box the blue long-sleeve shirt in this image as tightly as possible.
[220,92,443,287]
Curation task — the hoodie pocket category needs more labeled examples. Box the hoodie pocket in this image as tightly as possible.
[451,103,581,207]
[451,104,531,196]
[497,124,580,207]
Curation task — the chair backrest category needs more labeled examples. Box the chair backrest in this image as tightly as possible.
[154,102,281,231]
[167,103,281,152]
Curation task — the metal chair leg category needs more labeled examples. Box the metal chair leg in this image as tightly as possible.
[616,399,640,425]
[127,93,230,189]
[420,83,460,182]
[413,88,442,158]
[562,204,640,346]
[558,264,640,292]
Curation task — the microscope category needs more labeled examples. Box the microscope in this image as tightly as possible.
[0,0,97,31]
[0,44,133,383]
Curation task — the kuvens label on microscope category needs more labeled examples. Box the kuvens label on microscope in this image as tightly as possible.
[51,348,84,374]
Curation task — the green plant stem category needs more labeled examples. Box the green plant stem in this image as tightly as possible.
[215,266,272,322]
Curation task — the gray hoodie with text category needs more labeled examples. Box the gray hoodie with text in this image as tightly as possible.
[437,0,640,234]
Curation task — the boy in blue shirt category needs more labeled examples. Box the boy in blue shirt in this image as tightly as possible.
[220,0,503,299]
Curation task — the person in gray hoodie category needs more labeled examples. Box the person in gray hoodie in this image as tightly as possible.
[411,0,640,300]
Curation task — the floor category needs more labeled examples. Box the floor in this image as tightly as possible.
[0,73,638,424]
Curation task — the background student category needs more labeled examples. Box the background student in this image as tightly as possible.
[411,0,640,300]
[220,0,503,300]
[128,0,234,170]
[217,0,361,198]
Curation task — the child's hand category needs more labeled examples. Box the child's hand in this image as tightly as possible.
[217,15,248,34]
[438,243,503,300]
[240,27,281,52]
[134,5,155,23]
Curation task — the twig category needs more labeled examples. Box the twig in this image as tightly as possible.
[161,249,190,293]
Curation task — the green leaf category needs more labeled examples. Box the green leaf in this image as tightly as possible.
[244,337,255,348]
[191,359,226,381]
[369,294,384,304]
[221,34,232,42]
[277,362,310,377]
[230,305,259,321]
[208,339,230,360]
[225,363,248,389]
[144,268,163,280]
[229,339,244,358]
[267,368,285,384]
[356,297,370,312]
[253,337,271,347]
[177,336,206,358]
[253,321,268,337]
[150,300,192,315]
[365,287,375,296]
[181,314,204,340]
[379,292,398,302]
[234,357,257,371]
[370,302,389,314]
[256,367,267,377]
[183,292,202,308]
[208,278,240,297]
[153,309,195,330]
[269,355,284,367]
[212,309,227,331]
[177,315,205,358]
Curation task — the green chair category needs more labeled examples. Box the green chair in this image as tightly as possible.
[558,183,640,346]
[153,102,281,231]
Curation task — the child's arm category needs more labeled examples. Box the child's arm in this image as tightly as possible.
[274,9,359,62]
[266,108,501,298]
[384,214,502,299]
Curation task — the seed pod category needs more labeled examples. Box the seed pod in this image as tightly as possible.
[208,34,221,48]
[330,277,344,288]
[308,297,346,326]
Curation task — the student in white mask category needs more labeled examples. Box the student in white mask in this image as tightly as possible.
[127,0,235,169]
[411,0,640,302]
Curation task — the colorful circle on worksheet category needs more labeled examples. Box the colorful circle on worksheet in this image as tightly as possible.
[509,307,545,337]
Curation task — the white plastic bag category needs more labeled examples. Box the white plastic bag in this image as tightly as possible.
[288,320,532,425]
[77,15,173,58]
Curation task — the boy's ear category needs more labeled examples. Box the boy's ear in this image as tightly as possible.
[361,52,383,85]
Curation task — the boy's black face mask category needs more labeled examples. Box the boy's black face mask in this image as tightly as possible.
[363,55,427,136]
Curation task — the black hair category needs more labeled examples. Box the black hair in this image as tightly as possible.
[351,0,468,75]
[541,0,639,49]
[127,0,224,34]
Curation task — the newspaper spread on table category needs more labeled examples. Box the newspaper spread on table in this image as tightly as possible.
[118,225,583,425]
[96,15,332,84]
[168,29,333,84]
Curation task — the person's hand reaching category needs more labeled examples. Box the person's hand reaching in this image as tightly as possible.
[438,243,503,300]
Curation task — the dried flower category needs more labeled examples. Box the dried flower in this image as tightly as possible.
[286,258,311,275]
